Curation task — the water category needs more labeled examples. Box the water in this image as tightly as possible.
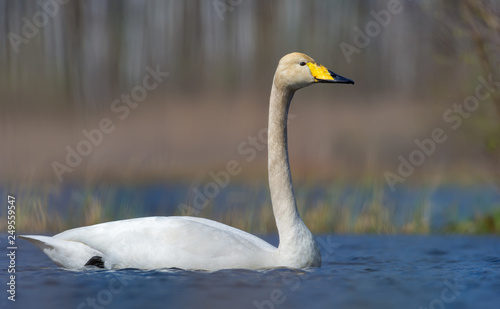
[2,234,499,309]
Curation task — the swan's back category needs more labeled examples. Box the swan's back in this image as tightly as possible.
[23,217,278,270]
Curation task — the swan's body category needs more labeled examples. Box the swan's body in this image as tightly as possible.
[21,52,353,271]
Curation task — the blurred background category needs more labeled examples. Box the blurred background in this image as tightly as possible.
[1,0,499,234]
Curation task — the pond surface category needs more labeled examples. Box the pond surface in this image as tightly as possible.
[2,234,499,309]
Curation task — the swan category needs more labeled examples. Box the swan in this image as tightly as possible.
[21,52,354,271]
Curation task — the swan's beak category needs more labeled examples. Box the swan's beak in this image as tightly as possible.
[307,63,354,84]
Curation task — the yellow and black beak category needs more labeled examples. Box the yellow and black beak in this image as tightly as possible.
[307,62,354,84]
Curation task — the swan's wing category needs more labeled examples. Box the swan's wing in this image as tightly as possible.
[43,216,276,270]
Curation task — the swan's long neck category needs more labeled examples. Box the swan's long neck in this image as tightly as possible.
[268,82,317,260]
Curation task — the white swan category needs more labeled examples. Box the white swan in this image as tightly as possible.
[21,52,354,271]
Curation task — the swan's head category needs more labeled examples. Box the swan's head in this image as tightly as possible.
[274,52,354,91]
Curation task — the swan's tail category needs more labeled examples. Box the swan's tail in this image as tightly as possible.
[20,235,104,269]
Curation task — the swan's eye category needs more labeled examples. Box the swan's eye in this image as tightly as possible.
[299,61,306,66]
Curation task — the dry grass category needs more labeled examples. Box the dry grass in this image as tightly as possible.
[1,179,449,235]
[0,94,496,185]
[1,94,498,235]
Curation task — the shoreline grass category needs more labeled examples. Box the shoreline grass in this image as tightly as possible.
[2,180,499,235]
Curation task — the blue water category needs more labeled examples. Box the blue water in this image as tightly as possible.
[1,234,499,309]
